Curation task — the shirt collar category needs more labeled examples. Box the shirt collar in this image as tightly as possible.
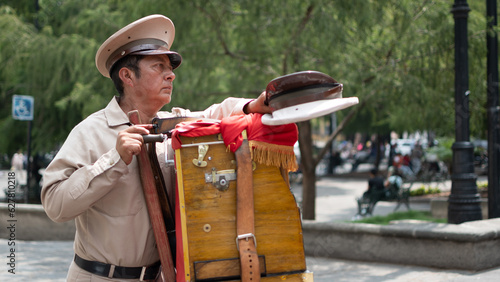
[104,96,130,127]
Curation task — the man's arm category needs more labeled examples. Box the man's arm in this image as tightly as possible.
[41,147,128,222]
[41,123,149,222]
[243,91,273,115]
[116,125,151,165]
[173,91,273,120]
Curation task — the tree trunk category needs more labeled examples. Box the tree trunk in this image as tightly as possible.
[374,133,382,170]
[298,121,316,220]
[297,94,369,220]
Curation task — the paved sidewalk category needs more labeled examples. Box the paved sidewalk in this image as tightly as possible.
[0,239,72,282]
[307,255,500,281]
[2,238,500,281]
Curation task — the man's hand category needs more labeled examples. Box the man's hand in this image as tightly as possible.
[116,125,151,165]
[244,91,273,114]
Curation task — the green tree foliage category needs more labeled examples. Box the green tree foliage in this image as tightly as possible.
[0,0,493,156]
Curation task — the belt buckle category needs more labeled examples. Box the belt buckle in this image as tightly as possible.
[139,266,147,281]
[236,233,257,251]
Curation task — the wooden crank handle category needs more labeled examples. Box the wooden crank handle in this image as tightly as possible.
[124,112,165,143]
[127,110,141,125]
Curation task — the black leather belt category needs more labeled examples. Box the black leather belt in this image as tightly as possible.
[74,254,160,281]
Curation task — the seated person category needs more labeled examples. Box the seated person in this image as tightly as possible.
[392,153,415,181]
[362,169,386,201]
[385,172,403,197]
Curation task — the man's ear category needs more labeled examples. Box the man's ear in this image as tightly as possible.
[119,67,134,88]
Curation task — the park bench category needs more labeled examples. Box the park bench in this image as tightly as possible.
[356,176,411,217]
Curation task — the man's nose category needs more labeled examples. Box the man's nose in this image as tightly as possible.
[165,71,175,81]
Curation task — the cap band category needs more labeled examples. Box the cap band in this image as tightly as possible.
[105,38,169,73]
[268,83,343,109]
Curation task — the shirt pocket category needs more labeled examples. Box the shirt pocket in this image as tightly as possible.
[95,162,144,217]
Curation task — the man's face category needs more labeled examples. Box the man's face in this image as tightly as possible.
[133,54,176,107]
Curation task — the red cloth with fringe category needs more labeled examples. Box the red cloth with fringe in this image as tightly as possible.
[171,114,298,170]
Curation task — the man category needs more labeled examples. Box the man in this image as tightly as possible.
[356,169,387,216]
[362,169,386,200]
[41,14,270,281]
[11,149,25,184]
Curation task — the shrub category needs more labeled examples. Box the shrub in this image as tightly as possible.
[410,185,441,197]
[350,210,447,225]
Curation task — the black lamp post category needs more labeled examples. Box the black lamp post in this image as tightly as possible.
[448,0,483,224]
[486,0,500,218]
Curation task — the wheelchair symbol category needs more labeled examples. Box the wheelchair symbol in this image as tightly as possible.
[12,95,34,120]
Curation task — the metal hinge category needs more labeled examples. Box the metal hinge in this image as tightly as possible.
[205,168,236,191]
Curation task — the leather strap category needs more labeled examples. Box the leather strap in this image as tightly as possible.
[148,143,176,266]
[235,131,261,281]
[128,110,175,281]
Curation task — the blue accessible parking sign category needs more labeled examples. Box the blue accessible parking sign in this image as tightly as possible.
[12,95,34,121]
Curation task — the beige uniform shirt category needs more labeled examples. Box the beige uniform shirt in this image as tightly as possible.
[41,96,250,268]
